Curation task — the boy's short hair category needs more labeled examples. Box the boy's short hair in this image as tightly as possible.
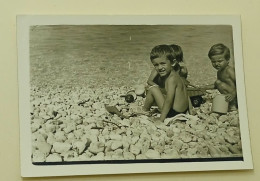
[208,43,231,60]
[150,44,175,64]
[169,44,183,63]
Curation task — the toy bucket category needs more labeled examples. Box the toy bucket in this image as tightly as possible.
[212,94,229,114]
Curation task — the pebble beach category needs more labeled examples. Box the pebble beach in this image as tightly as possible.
[30,84,242,162]
[29,25,242,162]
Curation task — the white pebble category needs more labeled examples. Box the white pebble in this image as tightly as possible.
[53,142,72,153]
[46,153,63,162]
[73,141,88,154]
[54,131,67,142]
[145,149,160,159]
[111,141,123,150]
[35,141,52,156]
[123,152,135,160]
[32,150,46,162]
[130,145,141,155]
[88,142,105,154]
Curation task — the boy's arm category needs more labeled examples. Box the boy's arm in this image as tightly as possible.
[147,68,158,86]
[159,76,177,122]
[228,66,236,84]
[198,84,215,91]
[225,67,237,102]
[188,96,196,115]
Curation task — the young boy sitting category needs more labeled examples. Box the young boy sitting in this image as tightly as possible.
[137,44,189,122]
[201,43,237,111]
[147,44,188,87]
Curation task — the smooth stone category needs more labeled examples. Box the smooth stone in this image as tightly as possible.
[110,133,122,140]
[207,115,217,124]
[161,149,180,159]
[152,144,164,154]
[78,154,91,161]
[32,132,46,142]
[32,150,46,162]
[171,139,183,151]
[31,122,41,133]
[130,145,141,155]
[73,141,88,154]
[145,149,160,159]
[180,133,193,143]
[230,118,239,127]
[208,145,221,157]
[64,123,76,134]
[46,133,56,145]
[53,142,72,153]
[111,141,123,150]
[123,152,135,160]
[44,123,56,133]
[74,129,84,139]
[61,150,75,161]
[88,142,105,154]
[35,141,52,155]
[90,152,105,160]
[136,154,147,159]
[90,129,100,136]
[131,136,139,145]
[227,144,241,154]
[224,135,239,144]
[187,147,197,156]
[54,131,67,142]
[218,115,229,123]
[46,153,63,162]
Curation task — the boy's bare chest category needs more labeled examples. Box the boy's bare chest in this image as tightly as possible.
[157,77,165,88]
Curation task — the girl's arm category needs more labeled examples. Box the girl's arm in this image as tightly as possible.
[159,76,177,122]
[147,68,158,86]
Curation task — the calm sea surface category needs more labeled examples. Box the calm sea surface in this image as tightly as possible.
[30,25,234,88]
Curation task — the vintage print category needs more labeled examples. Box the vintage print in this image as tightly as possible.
[18,16,253,177]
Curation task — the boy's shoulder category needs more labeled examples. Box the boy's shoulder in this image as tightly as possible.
[167,72,181,83]
[225,65,235,73]
[218,65,234,73]
[219,65,235,80]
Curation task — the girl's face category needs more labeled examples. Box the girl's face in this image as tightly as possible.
[151,57,173,77]
[210,54,229,71]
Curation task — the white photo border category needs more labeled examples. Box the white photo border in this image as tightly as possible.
[17,15,253,177]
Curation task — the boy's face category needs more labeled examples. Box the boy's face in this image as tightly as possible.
[210,54,229,71]
[151,57,172,77]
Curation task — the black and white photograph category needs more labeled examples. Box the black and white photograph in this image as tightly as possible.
[17,15,253,177]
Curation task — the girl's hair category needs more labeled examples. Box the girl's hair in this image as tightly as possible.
[208,43,230,60]
[169,44,183,63]
[150,44,175,64]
